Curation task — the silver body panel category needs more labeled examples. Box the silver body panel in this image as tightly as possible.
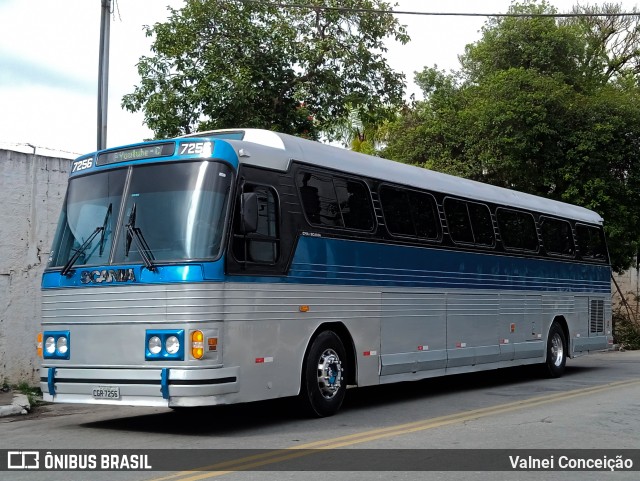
[40,282,610,406]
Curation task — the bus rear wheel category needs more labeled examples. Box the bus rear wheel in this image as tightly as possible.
[543,323,567,378]
[300,330,347,417]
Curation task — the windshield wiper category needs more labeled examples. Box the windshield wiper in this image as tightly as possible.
[98,203,112,256]
[60,202,113,277]
[125,203,157,272]
[60,227,103,277]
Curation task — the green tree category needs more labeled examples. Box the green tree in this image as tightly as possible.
[383,0,640,271]
[333,106,387,154]
[565,2,640,86]
[122,0,409,140]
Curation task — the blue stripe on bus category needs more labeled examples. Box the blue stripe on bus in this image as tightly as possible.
[42,236,610,293]
[236,236,610,293]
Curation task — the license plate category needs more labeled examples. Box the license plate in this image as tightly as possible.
[92,386,120,400]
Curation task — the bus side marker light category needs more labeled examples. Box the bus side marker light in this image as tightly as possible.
[37,332,43,358]
[456,342,467,348]
[299,305,310,312]
[207,337,218,352]
[417,345,429,351]
[510,323,516,333]
[363,350,377,356]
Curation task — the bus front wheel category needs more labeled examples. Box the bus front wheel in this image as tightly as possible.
[543,323,567,378]
[300,330,347,417]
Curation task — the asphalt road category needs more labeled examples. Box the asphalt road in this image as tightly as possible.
[2,350,639,481]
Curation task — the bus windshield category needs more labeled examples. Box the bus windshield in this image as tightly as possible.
[48,161,234,269]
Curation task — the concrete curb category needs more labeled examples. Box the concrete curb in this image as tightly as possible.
[0,393,31,417]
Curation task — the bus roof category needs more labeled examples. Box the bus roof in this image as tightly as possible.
[185,129,603,225]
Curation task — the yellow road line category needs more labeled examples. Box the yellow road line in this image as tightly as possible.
[147,378,640,481]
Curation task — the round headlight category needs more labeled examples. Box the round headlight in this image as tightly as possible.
[148,336,162,354]
[45,336,56,354]
[56,336,68,354]
[165,335,180,354]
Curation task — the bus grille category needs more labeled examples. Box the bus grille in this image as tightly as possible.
[590,299,604,333]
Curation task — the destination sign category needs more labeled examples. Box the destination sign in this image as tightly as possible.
[96,143,175,166]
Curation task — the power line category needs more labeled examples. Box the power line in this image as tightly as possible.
[238,0,640,18]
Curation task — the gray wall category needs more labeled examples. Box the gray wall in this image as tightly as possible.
[0,149,71,384]
[613,262,640,320]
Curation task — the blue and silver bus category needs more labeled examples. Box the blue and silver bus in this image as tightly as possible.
[39,129,612,417]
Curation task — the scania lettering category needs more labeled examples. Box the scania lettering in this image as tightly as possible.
[80,269,136,284]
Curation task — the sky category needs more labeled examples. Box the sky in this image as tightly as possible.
[0,0,637,158]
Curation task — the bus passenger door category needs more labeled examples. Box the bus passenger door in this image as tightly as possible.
[379,292,446,377]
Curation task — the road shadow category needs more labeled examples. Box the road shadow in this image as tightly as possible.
[81,397,302,436]
[80,361,604,436]
[342,362,603,412]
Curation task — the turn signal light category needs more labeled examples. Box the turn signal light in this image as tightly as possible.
[36,332,43,358]
[191,330,204,359]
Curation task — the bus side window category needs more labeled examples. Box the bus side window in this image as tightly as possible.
[408,191,440,240]
[297,172,343,227]
[576,224,607,261]
[468,202,495,247]
[233,184,279,264]
[296,171,375,231]
[333,177,374,231]
[497,208,539,252]
[380,186,439,240]
[380,186,414,236]
[540,217,575,257]
[444,198,495,247]
[444,198,474,244]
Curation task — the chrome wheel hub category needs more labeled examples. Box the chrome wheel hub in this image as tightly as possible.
[550,333,564,367]
[317,348,343,399]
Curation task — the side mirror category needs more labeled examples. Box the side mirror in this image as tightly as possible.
[240,192,258,234]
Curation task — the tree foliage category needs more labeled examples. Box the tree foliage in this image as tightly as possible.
[122,0,409,140]
[382,0,640,271]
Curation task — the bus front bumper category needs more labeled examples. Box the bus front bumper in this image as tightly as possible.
[39,366,240,407]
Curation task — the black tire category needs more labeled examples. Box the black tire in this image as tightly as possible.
[543,323,567,378]
[299,330,347,417]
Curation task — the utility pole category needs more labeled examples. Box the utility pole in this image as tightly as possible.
[97,0,111,151]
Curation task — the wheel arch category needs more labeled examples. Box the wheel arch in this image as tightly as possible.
[301,322,357,387]
[550,315,570,356]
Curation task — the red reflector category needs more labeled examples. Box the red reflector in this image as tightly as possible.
[255,357,265,363]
